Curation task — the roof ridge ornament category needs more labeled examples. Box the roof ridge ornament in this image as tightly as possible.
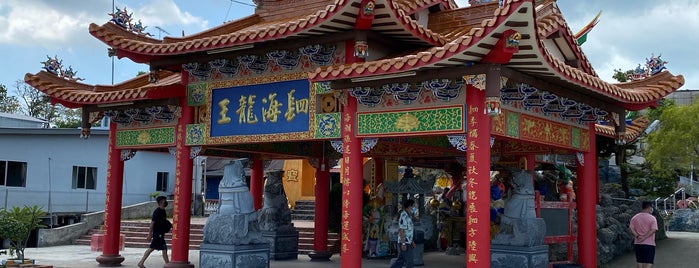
[108,6,153,37]
[627,54,668,81]
[41,55,84,82]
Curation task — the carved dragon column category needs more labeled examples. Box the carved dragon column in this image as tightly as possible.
[95,122,126,266]
[166,80,195,268]
[577,122,598,267]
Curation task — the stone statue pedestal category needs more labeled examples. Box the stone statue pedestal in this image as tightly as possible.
[262,229,299,260]
[200,243,270,268]
[491,244,549,268]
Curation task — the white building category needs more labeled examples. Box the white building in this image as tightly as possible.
[0,112,48,128]
[0,114,176,224]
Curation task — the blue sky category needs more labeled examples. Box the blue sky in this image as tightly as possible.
[1,0,697,92]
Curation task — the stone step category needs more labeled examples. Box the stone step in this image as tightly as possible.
[293,203,316,210]
[74,237,203,250]
[291,209,315,215]
[291,214,315,221]
[76,220,340,254]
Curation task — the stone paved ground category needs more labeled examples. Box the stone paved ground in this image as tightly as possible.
[17,231,699,267]
[601,231,699,268]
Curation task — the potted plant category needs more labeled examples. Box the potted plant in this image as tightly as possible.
[0,205,46,266]
[149,191,160,200]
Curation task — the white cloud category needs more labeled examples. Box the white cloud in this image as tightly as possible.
[134,0,210,35]
[0,0,103,46]
[573,1,699,87]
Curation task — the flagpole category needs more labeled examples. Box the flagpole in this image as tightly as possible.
[111,0,115,85]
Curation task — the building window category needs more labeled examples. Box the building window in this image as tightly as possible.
[156,172,169,192]
[0,160,27,187]
[72,166,97,190]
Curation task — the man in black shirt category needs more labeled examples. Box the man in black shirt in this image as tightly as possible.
[137,196,170,267]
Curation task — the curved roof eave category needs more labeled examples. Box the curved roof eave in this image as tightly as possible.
[89,0,358,58]
[24,71,183,107]
[378,0,450,46]
[311,0,684,109]
[392,0,456,15]
[535,4,596,76]
[595,116,650,143]
[309,0,531,81]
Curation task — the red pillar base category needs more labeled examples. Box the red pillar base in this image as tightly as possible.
[308,250,333,261]
[95,254,125,266]
[164,261,195,268]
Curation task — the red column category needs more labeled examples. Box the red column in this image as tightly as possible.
[464,85,491,267]
[374,157,384,186]
[165,98,195,268]
[340,95,363,266]
[250,157,264,210]
[310,157,332,260]
[96,122,125,266]
[577,123,598,267]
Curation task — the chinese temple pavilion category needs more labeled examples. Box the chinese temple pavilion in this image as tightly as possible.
[24,0,683,267]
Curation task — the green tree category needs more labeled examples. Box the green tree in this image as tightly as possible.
[0,205,46,261]
[646,98,675,122]
[613,68,632,83]
[14,80,59,124]
[53,107,82,128]
[0,84,21,113]
[645,101,699,180]
[627,162,677,198]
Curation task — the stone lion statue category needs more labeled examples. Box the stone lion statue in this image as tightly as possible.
[491,170,546,247]
[258,170,293,232]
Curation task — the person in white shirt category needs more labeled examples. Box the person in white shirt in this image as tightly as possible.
[391,199,416,268]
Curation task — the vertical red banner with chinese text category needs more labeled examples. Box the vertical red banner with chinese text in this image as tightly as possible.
[341,95,364,266]
[465,85,491,267]
[99,122,125,263]
[168,96,194,267]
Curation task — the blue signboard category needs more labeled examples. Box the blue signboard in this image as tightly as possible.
[210,79,310,137]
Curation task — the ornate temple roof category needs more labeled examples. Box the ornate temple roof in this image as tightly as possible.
[309,0,684,110]
[88,0,462,63]
[24,71,183,108]
[595,116,649,142]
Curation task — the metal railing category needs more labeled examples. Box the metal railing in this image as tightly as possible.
[0,188,151,213]
[656,187,698,217]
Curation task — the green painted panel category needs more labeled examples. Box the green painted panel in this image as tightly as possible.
[357,106,463,136]
[187,83,207,106]
[313,82,333,95]
[116,127,176,147]
[506,112,520,138]
[186,124,206,145]
[314,113,341,139]
[571,127,581,149]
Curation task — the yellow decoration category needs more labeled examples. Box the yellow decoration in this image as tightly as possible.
[137,130,151,144]
[436,176,450,188]
[394,113,420,132]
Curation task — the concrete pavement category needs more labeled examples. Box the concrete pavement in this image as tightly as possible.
[601,231,699,268]
[17,231,699,267]
[22,246,465,267]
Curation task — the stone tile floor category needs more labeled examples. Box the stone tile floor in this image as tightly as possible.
[16,231,699,267]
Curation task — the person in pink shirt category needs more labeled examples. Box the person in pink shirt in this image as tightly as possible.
[629,201,658,268]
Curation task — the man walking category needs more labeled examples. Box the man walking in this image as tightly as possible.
[137,196,170,267]
[629,201,658,268]
[391,199,416,268]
